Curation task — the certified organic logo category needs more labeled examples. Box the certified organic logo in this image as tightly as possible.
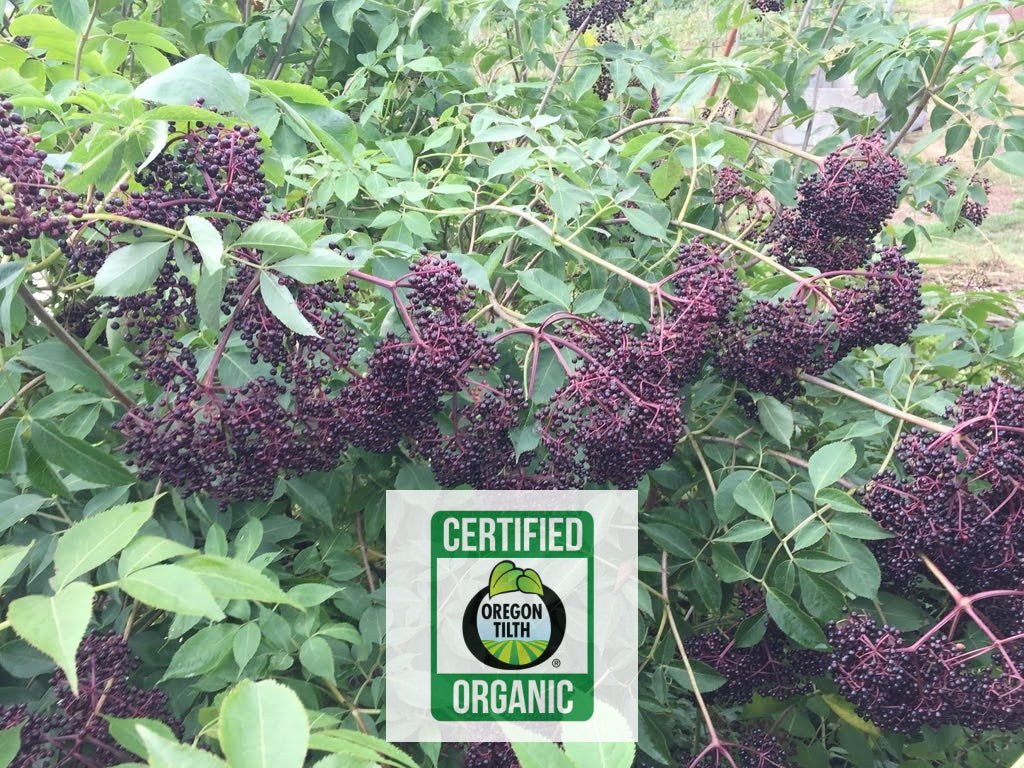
[430,511,594,722]
[462,561,566,670]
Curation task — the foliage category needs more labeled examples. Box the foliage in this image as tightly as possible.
[0,0,1021,766]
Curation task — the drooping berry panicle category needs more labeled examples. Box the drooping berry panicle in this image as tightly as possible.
[0,631,182,768]
[860,379,1024,590]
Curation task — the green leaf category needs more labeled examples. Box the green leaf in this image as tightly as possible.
[711,543,749,582]
[53,0,90,32]
[821,693,882,738]
[757,396,793,447]
[219,679,309,768]
[798,570,845,621]
[716,519,773,543]
[162,623,237,680]
[732,474,775,522]
[233,623,261,670]
[511,741,576,768]
[0,495,46,535]
[52,497,155,591]
[641,522,695,558]
[622,205,668,239]
[0,722,22,768]
[649,154,683,200]
[828,513,891,540]
[120,564,225,620]
[253,79,330,107]
[518,269,572,309]
[828,535,881,598]
[118,535,196,577]
[16,341,106,393]
[764,586,827,649]
[92,240,171,297]
[489,561,524,597]
[136,725,230,767]
[563,741,636,768]
[185,215,224,273]
[517,568,543,595]
[299,635,335,679]
[990,151,1024,176]
[180,554,295,605]
[305,730,418,768]
[815,488,867,514]
[273,250,353,284]
[0,418,20,472]
[134,54,246,114]
[106,716,178,759]
[30,419,134,487]
[235,219,309,257]
[259,272,319,337]
[0,544,31,594]
[8,582,93,695]
[808,442,856,493]
[287,584,340,607]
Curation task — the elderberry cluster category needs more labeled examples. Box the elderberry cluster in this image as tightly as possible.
[766,135,906,272]
[827,614,1024,734]
[461,741,521,768]
[684,587,828,705]
[564,0,644,35]
[860,379,1024,590]
[675,728,791,767]
[0,101,84,257]
[751,0,784,12]
[932,157,991,229]
[714,246,921,400]
[0,631,181,768]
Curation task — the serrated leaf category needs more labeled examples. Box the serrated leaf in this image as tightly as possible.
[235,219,308,257]
[798,570,845,621]
[180,554,295,605]
[828,535,881,598]
[0,544,30,594]
[733,474,775,522]
[563,741,635,768]
[305,730,419,768]
[815,488,867,514]
[93,240,171,297]
[757,396,793,447]
[808,442,856,493]
[120,564,225,620]
[287,583,340,607]
[136,724,230,767]
[764,586,827,649]
[31,419,134,487]
[828,513,891,540]
[273,250,353,283]
[259,272,319,337]
[717,519,773,543]
[8,582,93,695]
[821,693,882,737]
[118,535,196,577]
[641,522,695,558]
[711,543,749,582]
[162,623,237,680]
[622,205,668,239]
[649,154,683,199]
[233,623,261,670]
[185,215,224,273]
[106,717,178,759]
[134,54,246,114]
[511,741,576,768]
[990,151,1024,176]
[196,267,229,331]
[53,498,155,591]
[220,679,308,768]
[0,418,19,473]
[299,635,335,679]
[518,268,571,309]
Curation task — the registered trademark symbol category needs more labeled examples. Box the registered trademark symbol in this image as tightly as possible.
[551,658,561,668]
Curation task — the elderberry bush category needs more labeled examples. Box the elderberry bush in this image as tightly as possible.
[0,632,181,768]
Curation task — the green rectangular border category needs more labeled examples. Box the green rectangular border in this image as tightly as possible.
[431,510,594,722]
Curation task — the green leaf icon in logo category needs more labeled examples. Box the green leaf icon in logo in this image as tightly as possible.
[517,569,544,596]
[489,561,523,597]
[488,561,544,597]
